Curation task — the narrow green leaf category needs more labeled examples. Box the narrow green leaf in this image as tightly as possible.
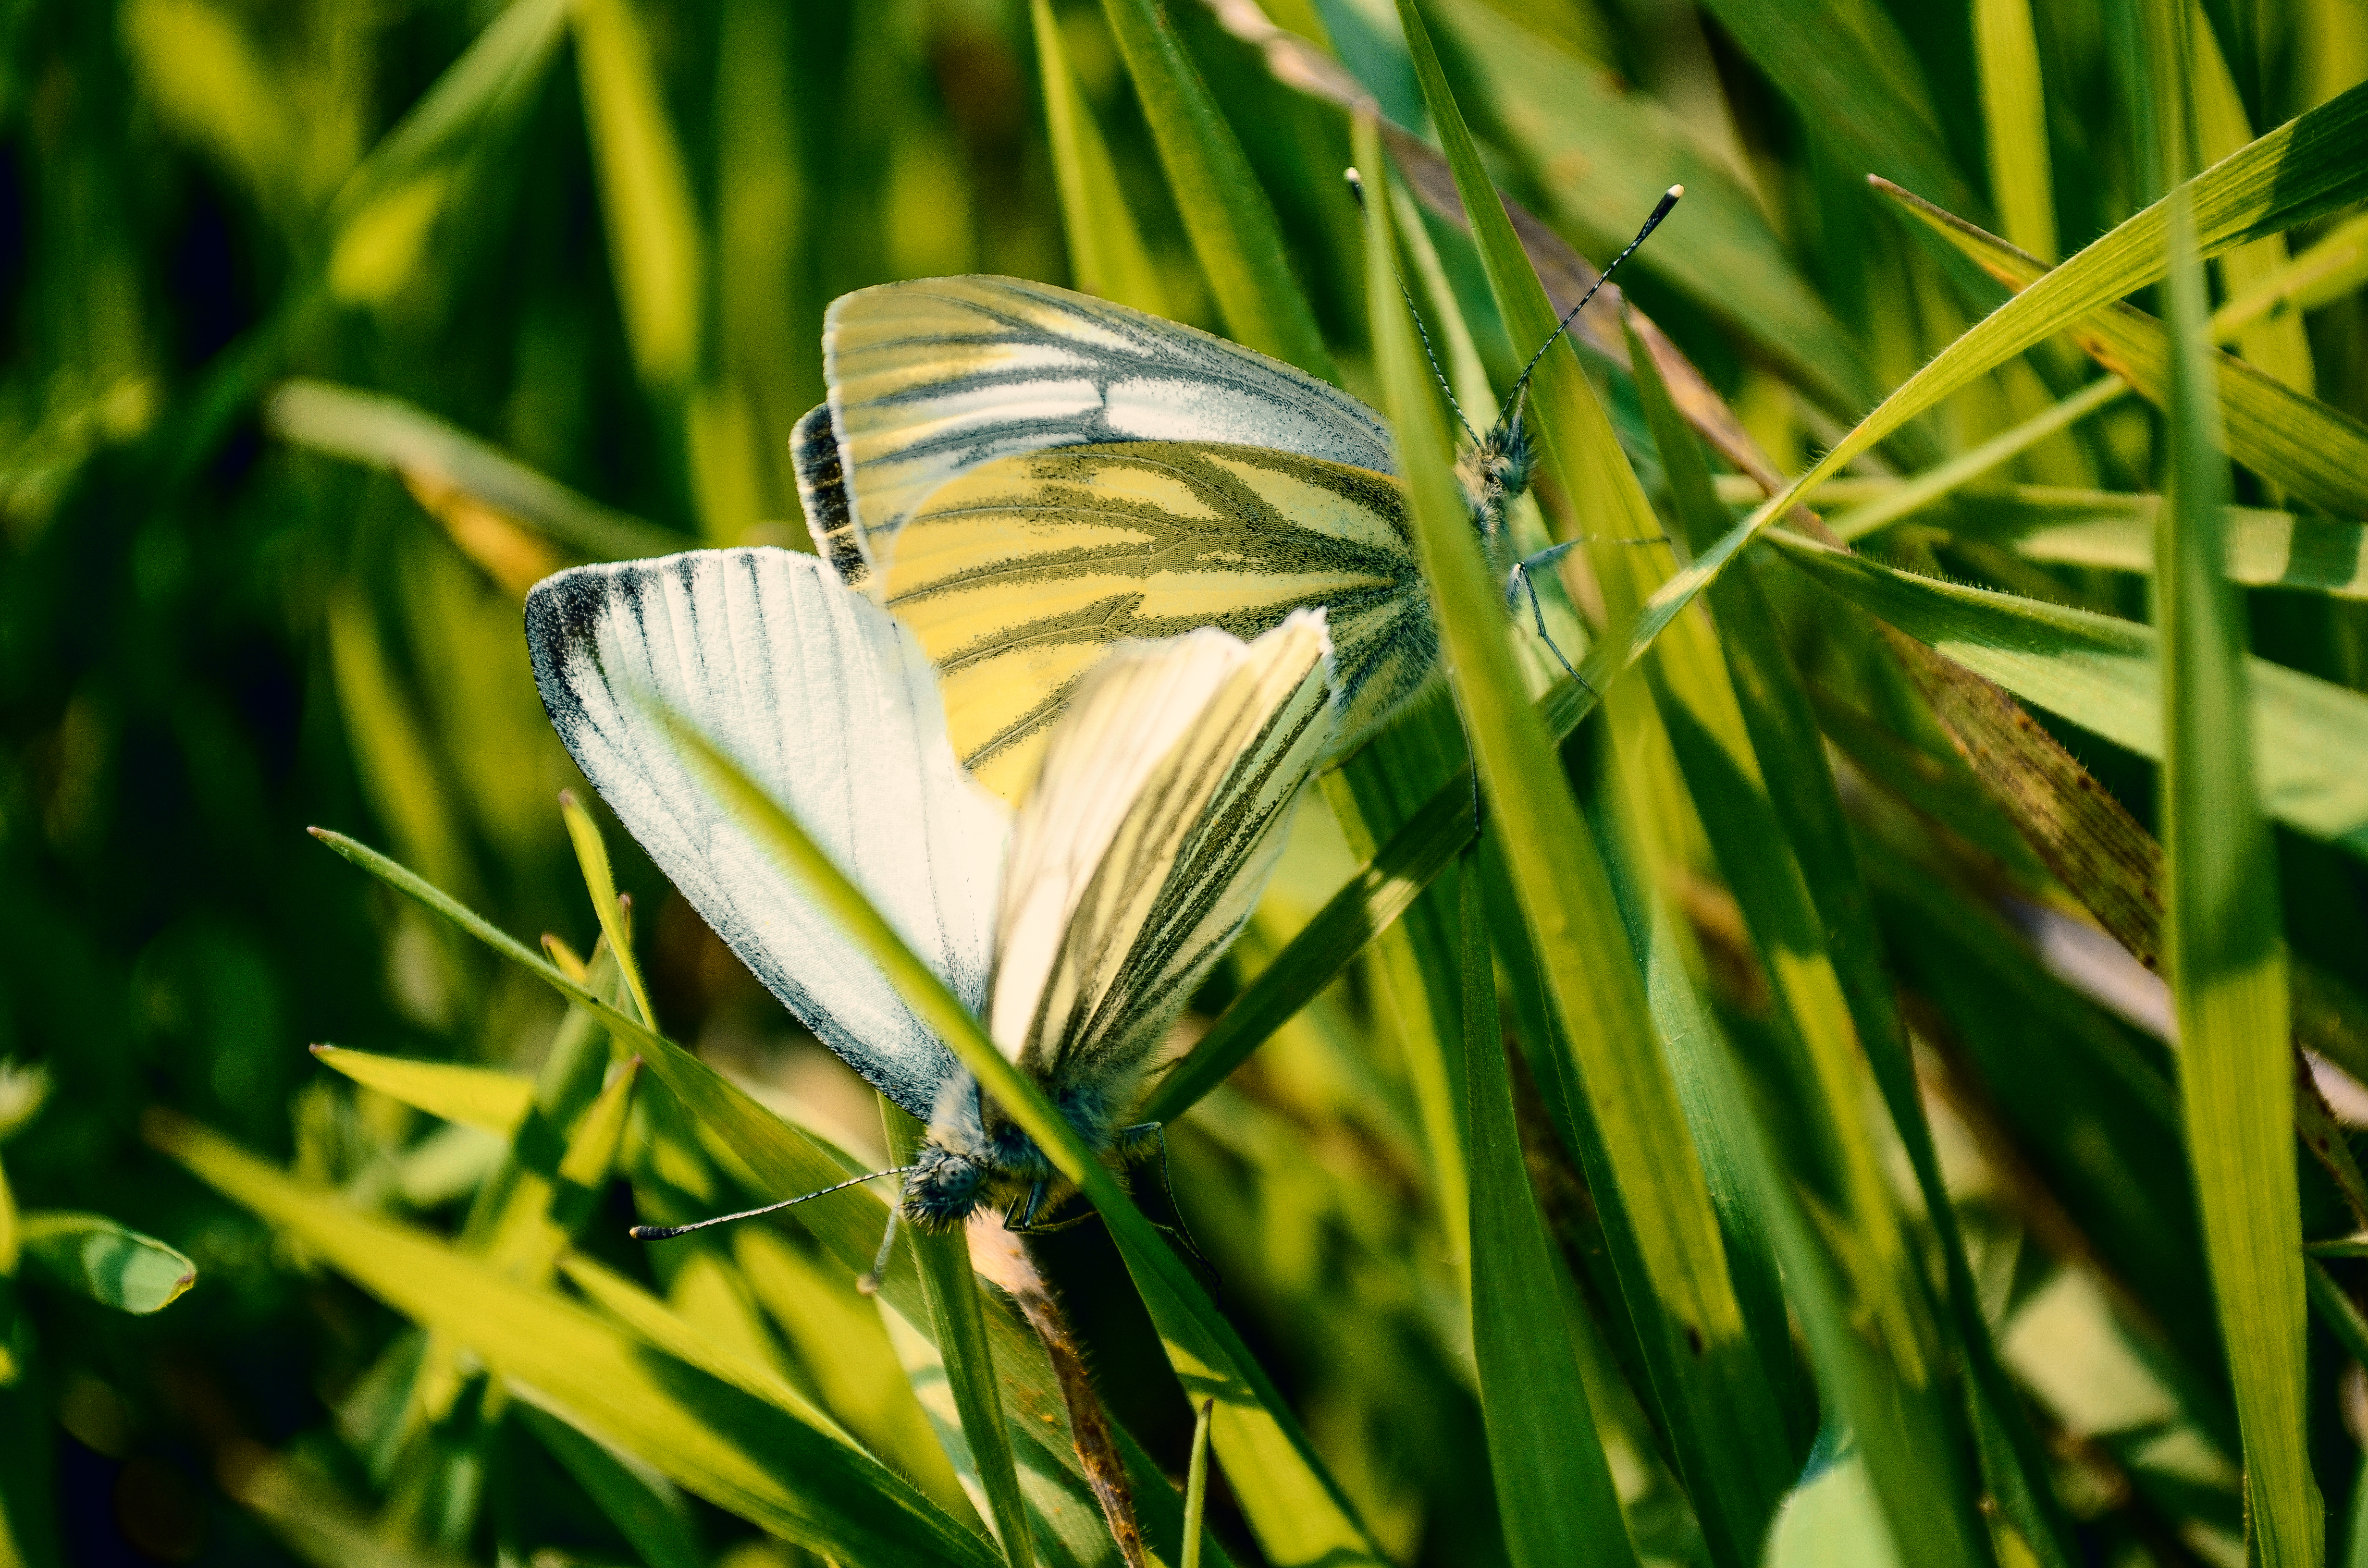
[1882,181,2368,517]
[2151,9,2314,1552]
[1457,853,1638,1568]
[1096,0,1337,379]
[1973,0,2058,261]
[515,1403,705,1568]
[1033,0,1169,317]
[310,1045,533,1137]
[1828,377,2130,542]
[2209,210,2368,343]
[571,0,705,392]
[265,380,681,562]
[1360,82,1760,1562]
[1764,530,2368,855]
[17,1213,195,1314]
[2007,504,2368,600]
[883,1104,1036,1568]
[150,1114,998,1568]
[1183,1398,1213,1568]
[558,791,656,1027]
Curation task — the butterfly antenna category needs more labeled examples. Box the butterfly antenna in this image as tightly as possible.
[1345,167,1480,448]
[629,1165,917,1241]
[1495,184,1684,432]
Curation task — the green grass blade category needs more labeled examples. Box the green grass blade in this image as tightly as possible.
[1973,0,2058,261]
[883,1104,1036,1568]
[265,380,681,560]
[16,1213,195,1314]
[570,0,704,393]
[1628,314,2081,1568]
[1033,0,1168,318]
[309,1045,533,1137]
[150,1114,1000,1568]
[1359,81,1766,1559]
[1182,1398,1213,1568]
[2007,505,2368,600]
[2151,13,2314,1551]
[1763,532,2368,854]
[2209,211,2368,343]
[1096,0,1335,379]
[1881,182,2368,517]
[1427,0,1875,417]
[1457,852,1639,1567]
[558,792,656,1026]
[1828,377,2130,542]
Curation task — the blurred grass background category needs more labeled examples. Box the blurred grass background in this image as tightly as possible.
[2,0,2367,1564]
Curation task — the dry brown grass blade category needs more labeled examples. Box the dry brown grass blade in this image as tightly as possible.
[970,1224,1149,1568]
[1881,624,2368,1227]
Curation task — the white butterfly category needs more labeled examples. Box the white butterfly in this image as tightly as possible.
[526,547,1337,1231]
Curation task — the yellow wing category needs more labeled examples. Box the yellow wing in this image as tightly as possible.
[989,610,1336,1100]
[866,439,1435,801]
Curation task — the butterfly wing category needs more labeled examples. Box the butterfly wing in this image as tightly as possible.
[798,275,1397,581]
[989,610,1336,1111]
[867,439,1435,801]
[525,548,1007,1122]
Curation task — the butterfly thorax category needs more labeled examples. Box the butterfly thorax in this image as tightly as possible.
[1455,412,1536,576]
[901,1071,1143,1231]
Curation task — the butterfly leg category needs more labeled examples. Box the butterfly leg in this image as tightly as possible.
[1505,550,1592,697]
[1005,1179,1051,1232]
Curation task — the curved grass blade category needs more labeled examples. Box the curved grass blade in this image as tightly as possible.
[1456,853,1638,1567]
[2150,23,2313,1550]
[883,1104,1037,1568]
[149,1113,1001,1568]
[1033,0,1168,318]
[309,1045,534,1137]
[1096,0,1335,379]
[265,380,681,562]
[17,1213,196,1314]
[1880,179,2368,517]
[1764,530,2368,854]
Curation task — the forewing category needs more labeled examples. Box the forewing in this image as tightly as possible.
[801,275,1397,578]
[870,440,1435,801]
[989,611,1336,1103]
[525,548,1007,1121]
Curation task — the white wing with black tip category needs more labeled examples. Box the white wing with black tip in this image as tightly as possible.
[525,547,1008,1122]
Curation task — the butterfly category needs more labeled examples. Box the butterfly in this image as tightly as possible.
[525,547,1338,1235]
[790,185,1680,802]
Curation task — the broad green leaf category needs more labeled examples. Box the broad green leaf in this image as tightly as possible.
[265,380,681,562]
[1828,377,2131,542]
[310,1044,533,1137]
[1456,855,1638,1568]
[571,0,704,392]
[1882,182,2368,518]
[1429,0,1875,416]
[2149,18,2313,1555]
[1033,0,1168,317]
[1097,0,1336,379]
[1362,84,1779,1564]
[884,1104,1036,1568]
[17,1213,195,1313]
[1763,530,2368,854]
[515,1403,705,1568]
[151,1113,997,1568]
[1973,0,2057,261]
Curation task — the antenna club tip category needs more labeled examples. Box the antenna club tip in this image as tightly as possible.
[1668,184,1685,199]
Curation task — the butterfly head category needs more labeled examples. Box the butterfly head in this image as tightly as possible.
[902,1072,1064,1230]
[1458,399,1536,557]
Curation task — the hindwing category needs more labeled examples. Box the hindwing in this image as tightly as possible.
[864,439,1435,801]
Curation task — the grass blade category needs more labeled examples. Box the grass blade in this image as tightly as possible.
[1033,0,1168,318]
[2151,11,2313,1553]
[16,1213,195,1314]
[1457,851,1639,1567]
[883,1104,1036,1568]
[308,1045,533,1137]
[1973,0,2058,261]
[1827,378,2130,542]
[1096,0,1335,378]
[558,791,656,1026]
[2005,504,2368,599]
